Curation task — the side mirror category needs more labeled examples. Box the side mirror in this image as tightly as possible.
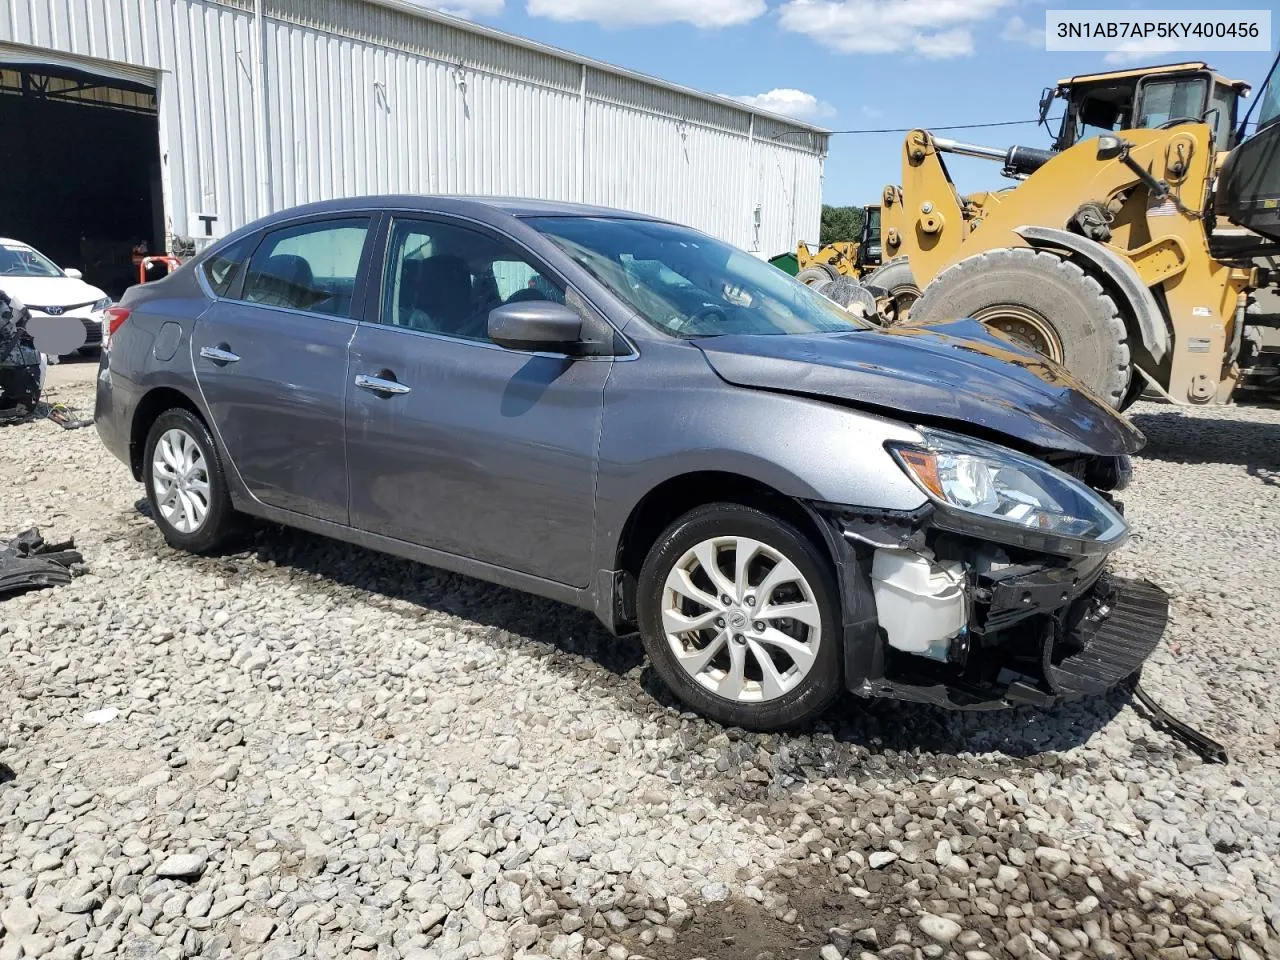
[1037,87,1054,124]
[64,267,83,279]
[1096,135,1126,160]
[488,301,582,353]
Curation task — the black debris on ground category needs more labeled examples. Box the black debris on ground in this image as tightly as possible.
[0,527,85,599]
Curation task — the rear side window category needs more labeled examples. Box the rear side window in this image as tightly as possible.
[202,237,255,298]
[241,218,371,317]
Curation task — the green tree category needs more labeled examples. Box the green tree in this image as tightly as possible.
[820,205,865,246]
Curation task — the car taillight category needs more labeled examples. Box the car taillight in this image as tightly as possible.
[105,306,130,341]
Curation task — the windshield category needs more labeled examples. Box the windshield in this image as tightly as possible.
[0,243,63,278]
[530,217,865,338]
[1137,76,1208,129]
[1260,73,1280,131]
[866,207,880,234]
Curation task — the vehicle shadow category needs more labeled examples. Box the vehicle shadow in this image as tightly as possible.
[232,521,648,680]
[1130,410,1280,473]
[185,519,1134,768]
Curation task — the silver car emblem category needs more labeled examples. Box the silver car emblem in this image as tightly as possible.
[46,305,65,316]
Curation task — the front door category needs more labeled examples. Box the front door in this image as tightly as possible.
[345,215,610,587]
[191,216,373,524]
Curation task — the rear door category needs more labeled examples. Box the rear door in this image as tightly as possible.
[344,214,612,586]
[191,215,374,524]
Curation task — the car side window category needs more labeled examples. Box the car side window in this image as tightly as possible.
[241,218,371,317]
[202,237,255,298]
[380,218,565,343]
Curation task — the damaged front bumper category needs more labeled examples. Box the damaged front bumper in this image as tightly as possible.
[812,502,1169,710]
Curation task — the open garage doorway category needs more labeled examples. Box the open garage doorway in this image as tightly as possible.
[0,59,163,300]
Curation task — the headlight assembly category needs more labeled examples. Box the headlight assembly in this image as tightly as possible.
[92,297,112,313]
[889,429,1127,553]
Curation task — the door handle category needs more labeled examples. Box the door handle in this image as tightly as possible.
[199,345,240,364]
[354,373,411,396]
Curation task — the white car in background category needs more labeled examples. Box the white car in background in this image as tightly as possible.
[0,239,112,352]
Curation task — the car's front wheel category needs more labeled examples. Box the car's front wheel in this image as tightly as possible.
[637,503,842,730]
[143,408,237,554]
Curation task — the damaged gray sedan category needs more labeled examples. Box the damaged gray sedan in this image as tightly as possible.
[95,197,1165,730]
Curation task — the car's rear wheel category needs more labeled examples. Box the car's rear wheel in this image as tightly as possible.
[637,503,842,730]
[143,408,237,554]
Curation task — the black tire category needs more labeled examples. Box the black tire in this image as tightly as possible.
[1119,373,1147,411]
[796,265,837,286]
[909,248,1131,408]
[861,257,921,323]
[143,407,238,554]
[637,503,843,730]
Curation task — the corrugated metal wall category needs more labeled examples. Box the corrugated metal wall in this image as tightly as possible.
[0,0,826,253]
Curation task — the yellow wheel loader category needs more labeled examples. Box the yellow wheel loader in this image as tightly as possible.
[794,205,882,286]
[854,59,1277,409]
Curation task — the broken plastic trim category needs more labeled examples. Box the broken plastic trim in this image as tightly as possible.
[1132,680,1229,765]
[0,528,85,599]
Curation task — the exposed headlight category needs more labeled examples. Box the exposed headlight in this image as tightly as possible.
[92,297,112,313]
[889,429,1127,549]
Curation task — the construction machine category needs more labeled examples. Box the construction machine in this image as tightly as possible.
[1042,61,1250,152]
[848,58,1279,408]
[790,205,882,286]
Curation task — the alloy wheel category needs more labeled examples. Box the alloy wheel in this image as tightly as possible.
[660,536,823,703]
[151,428,211,534]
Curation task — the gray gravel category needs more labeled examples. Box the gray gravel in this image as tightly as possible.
[2,373,1279,960]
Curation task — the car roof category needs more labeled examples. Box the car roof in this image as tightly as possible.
[250,195,665,224]
[0,238,33,248]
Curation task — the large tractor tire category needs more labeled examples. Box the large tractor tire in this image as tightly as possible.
[861,257,921,324]
[909,248,1131,408]
[796,265,838,287]
[824,277,878,319]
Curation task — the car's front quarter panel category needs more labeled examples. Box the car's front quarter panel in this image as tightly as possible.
[592,340,929,571]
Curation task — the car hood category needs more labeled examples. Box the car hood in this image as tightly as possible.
[0,276,108,310]
[694,320,1145,456]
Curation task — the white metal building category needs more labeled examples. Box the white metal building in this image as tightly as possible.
[0,0,827,295]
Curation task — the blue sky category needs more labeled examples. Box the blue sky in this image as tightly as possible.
[419,0,1277,207]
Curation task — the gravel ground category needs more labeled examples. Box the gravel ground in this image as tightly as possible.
[2,371,1279,960]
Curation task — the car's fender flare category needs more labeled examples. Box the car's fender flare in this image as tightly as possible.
[589,455,835,634]
[1014,224,1170,365]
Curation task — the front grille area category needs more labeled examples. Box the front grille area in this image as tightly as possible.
[28,300,98,315]
[81,317,103,346]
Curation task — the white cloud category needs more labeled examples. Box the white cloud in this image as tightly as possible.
[730,88,836,120]
[859,104,884,119]
[777,0,1015,58]
[406,0,504,19]
[916,27,973,59]
[1000,15,1043,47]
[1103,40,1190,66]
[527,0,763,28]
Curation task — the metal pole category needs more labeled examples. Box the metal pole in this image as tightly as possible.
[252,0,272,216]
[745,114,755,251]
[577,64,587,203]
